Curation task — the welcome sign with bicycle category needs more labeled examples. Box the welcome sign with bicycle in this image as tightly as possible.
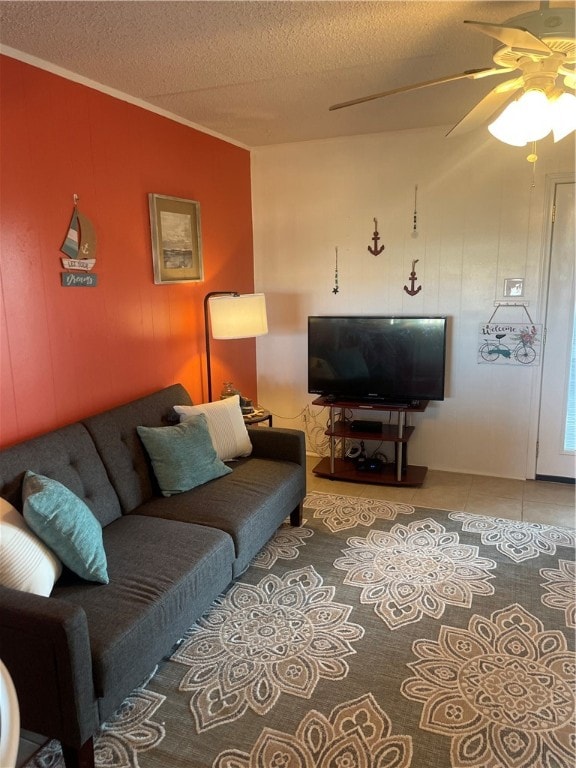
[477,322,542,366]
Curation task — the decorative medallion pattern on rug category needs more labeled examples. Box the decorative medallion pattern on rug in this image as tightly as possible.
[305,491,414,531]
[95,688,166,767]
[540,559,576,628]
[252,522,314,569]
[449,512,576,562]
[29,688,166,768]
[171,565,364,731]
[24,494,575,768]
[334,518,496,629]
[401,602,576,768]
[213,693,413,768]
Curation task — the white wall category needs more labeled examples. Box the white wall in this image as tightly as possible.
[251,125,574,479]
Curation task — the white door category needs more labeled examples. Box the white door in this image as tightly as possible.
[536,179,575,480]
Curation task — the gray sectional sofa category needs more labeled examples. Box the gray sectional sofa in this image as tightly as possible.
[0,384,306,768]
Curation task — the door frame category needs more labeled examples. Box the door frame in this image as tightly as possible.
[526,171,575,480]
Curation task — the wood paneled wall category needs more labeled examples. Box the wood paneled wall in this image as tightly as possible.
[0,55,256,447]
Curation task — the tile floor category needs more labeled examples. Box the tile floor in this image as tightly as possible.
[306,455,576,528]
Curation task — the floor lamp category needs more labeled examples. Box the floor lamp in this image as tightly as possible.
[203,292,268,402]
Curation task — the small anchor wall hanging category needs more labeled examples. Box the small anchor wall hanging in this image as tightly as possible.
[404,259,422,296]
[367,218,385,256]
[332,246,339,294]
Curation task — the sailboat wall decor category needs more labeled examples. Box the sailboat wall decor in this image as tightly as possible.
[60,198,98,286]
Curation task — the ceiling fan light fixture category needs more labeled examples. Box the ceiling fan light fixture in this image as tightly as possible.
[488,101,529,145]
[550,92,576,142]
[488,89,553,146]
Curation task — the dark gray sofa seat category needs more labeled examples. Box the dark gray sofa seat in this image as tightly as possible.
[135,456,304,575]
[55,514,234,723]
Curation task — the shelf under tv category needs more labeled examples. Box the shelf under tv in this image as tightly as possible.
[316,396,429,412]
[313,457,428,487]
[312,396,429,487]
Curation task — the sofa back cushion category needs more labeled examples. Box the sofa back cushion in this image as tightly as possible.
[0,423,122,527]
[83,384,192,512]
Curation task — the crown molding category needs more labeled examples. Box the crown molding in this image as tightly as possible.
[0,45,249,151]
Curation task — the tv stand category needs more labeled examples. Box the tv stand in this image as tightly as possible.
[312,396,429,486]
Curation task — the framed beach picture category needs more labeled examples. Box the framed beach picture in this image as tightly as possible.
[148,194,203,284]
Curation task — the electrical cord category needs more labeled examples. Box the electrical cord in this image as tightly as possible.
[258,404,390,461]
[265,403,331,456]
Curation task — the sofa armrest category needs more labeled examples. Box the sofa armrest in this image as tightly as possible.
[0,585,98,748]
[247,427,306,466]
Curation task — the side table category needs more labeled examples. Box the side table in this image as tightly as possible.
[243,409,272,427]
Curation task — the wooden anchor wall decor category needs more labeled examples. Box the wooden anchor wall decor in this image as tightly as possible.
[404,259,422,296]
[368,218,385,255]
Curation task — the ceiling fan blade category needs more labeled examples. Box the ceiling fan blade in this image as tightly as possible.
[329,67,514,111]
[464,20,553,56]
[447,78,524,136]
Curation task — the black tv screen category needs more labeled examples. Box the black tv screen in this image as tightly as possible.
[308,316,447,403]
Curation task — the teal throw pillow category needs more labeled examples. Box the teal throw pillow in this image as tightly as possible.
[137,413,232,497]
[22,471,109,584]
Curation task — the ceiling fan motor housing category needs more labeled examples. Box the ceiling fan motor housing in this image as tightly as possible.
[493,7,575,69]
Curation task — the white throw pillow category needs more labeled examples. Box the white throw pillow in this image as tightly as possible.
[0,496,62,596]
[174,395,252,461]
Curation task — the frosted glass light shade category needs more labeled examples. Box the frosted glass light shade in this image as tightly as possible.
[488,89,552,146]
[551,92,576,142]
[209,293,268,339]
[488,101,529,145]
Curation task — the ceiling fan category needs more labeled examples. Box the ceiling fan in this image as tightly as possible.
[329,2,575,146]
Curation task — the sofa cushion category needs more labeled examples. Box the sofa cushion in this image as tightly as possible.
[0,423,122,527]
[174,395,252,461]
[83,384,193,513]
[23,472,109,584]
[137,415,232,496]
[0,497,62,596]
[53,514,235,722]
[132,457,304,576]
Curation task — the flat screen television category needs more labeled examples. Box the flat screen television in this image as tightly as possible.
[308,315,447,404]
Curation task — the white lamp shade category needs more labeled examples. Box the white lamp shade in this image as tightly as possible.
[488,100,530,145]
[209,293,268,339]
[489,89,554,146]
[551,92,576,142]
[488,88,576,147]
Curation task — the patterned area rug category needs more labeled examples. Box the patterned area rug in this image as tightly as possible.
[27,492,576,768]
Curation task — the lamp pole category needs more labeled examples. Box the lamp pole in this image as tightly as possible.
[203,291,239,402]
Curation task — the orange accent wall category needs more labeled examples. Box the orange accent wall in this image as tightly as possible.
[0,55,257,447]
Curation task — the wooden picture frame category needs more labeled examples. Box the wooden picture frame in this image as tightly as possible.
[148,194,203,284]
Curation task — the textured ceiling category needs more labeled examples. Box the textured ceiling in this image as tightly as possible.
[0,1,553,147]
